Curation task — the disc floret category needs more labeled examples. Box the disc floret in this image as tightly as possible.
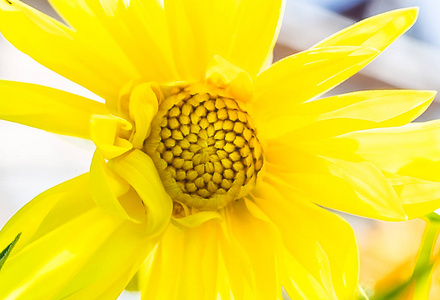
[145,85,263,211]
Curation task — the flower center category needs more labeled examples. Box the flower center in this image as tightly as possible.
[144,86,263,210]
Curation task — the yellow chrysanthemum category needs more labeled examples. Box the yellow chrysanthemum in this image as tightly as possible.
[0,1,439,299]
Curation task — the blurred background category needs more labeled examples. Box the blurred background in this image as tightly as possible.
[0,0,439,299]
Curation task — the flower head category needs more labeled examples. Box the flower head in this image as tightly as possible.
[0,1,439,299]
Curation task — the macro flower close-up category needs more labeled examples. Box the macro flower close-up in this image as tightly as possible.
[1,1,440,299]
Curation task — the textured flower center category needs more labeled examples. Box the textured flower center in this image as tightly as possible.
[144,87,263,210]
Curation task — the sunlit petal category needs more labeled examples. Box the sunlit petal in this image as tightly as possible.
[314,8,418,50]
[0,174,154,299]
[109,150,173,237]
[253,46,379,122]
[259,90,436,141]
[164,0,284,78]
[252,179,359,299]
[0,81,107,139]
[0,1,138,101]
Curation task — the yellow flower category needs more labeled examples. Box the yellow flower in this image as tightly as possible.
[0,1,439,299]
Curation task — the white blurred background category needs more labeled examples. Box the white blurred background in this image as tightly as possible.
[0,0,439,299]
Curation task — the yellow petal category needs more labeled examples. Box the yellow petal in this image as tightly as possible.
[172,211,222,229]
[206,55,254,102]
[140,221,220,300]
[260,90,435,141]
[265,145,406,220]
[252,46,379,122]
[252,179,359,299]
[0,81,107,139]
[139,225,184,299]
[387,174,440,219]
[0,174,91,254]
[128,82,161,149]
[164,0,284,78]
[0,174,153,299]
[0,1,138,101]
[337,120,440,218]
[224,0,285,75]
[225,199,282,300]
[55,0,179,82]
[314,8,418,51]
[51,0,181,84]
[109,150,173,237]
[90,151,147,223]
[217,221,254,299]
[90,114,133,159]
[163,0,208,80]
[176,223,219,299]
[281,250,331,300]
[339,120,440,176]
[52,221,155,300]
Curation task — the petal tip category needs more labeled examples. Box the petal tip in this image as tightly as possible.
[391,6,419,28]
[415,90,438,103]
[427,90,438,97]
[403,6,419,19]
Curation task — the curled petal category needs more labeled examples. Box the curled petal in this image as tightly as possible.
[206,55,254,102]
[90,114,133,159]
[109,150,173,237]
[128,82,162,149]
[90,151,146,223]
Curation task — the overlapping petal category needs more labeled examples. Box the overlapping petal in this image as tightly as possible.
[339,120,440,175]
[0,80,107,139]
[127,82,161,149]
[90,151,146,223]
[225,200,281,300]
[0,174,154,299]
[281,250,331,300]
[339,120,440,218]
[388,175,440,219]
[258,90,436,141]
[141,201,283,300]
[108,150,173,237]
[264,141,406,220]
[0,0,138,101]
[90,114,133,159]
[259,89,438,220]
[252,178,359,299]
[252,7,417,124]
[164,0,284,79]
[139,222,220,300]
[48,0,179,82]
[220,0,284,75]
[252,46,379,122]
